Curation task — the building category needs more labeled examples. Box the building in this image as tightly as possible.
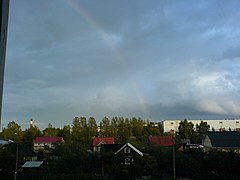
[33,137,64,153]
[162,119,240,133]
[115,142,143,165]
[202,131,240,151]
[92,137,114,153]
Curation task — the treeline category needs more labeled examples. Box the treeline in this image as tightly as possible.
[2,118,240,179]
[0,117,163,149]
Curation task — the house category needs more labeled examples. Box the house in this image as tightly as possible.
[33,137,64,153]
[115,142,143,165]
[202,131,240,151]
[92,137,114,153]
[149,136,174,147]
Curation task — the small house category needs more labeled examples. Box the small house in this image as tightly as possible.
[92,137,114,153]
[33,137,64,153]
[115,142,143,165]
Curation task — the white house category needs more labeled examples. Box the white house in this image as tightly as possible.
[33,137,64,153]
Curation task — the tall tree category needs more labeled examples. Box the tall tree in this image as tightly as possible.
[88,117,98,138]
[194,121,210,143]
[22,125,42,149]
[130,117,144,137]
[2,121,22,142]
[100,117,111,137]
[71,117,81,144]
[57,125,71,144]
[178,119,194,140]
[110,117,118,140]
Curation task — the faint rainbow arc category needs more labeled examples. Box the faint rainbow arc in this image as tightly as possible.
[65,0,150,119]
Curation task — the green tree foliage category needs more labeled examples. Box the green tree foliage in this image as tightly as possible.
[2,121,22,142]
[22,125,42,149]
[100,117,111,137]
[142,121,163,139]
[43,123,59,137]
[88,117,98,138]
[178,119,194,140]
[195,121,210,143]
[57,125,71,144]
[130,117,144,137]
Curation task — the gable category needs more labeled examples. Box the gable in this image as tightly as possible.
[92,137,114,146]
[115,143,143,156]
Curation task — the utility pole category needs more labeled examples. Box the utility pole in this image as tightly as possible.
[172,133,176,180]
[14,142,18,180]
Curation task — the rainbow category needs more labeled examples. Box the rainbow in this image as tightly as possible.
[64,0,150,119]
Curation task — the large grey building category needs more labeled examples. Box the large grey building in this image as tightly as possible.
[0,0,10,129]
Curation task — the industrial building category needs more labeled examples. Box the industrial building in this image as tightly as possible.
[162,119,240,133]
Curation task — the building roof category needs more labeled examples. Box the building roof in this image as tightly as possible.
[207,131,240,148]
[149,136,174,146]
[92,137,114,146]
[22,161,43,168]
[115,142,143,156]
[33,137,63,143]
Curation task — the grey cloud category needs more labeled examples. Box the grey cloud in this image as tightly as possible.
[3,0,240,128]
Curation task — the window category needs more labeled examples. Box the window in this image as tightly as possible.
[124,147,130,154]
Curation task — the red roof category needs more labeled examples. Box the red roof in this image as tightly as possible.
[92,137,114,146]
[33,137,63,143]
[149,136,174,146]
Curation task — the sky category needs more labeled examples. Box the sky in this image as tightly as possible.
[2,0,240,129]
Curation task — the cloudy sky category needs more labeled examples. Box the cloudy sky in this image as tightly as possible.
[3,0,240,129]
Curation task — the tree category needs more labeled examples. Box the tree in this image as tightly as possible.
[88,117,98,138]
[100,117,111,137]
[57,125,71,144]
[22,125,42,149]
[130,117,144,137]
[110,117,118,139]
[71,117,81,145]
[116,117,131,143]
[2,121,22,142]
[194,121,210,143]
[43,123,59,137]
[178,119,194,140]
